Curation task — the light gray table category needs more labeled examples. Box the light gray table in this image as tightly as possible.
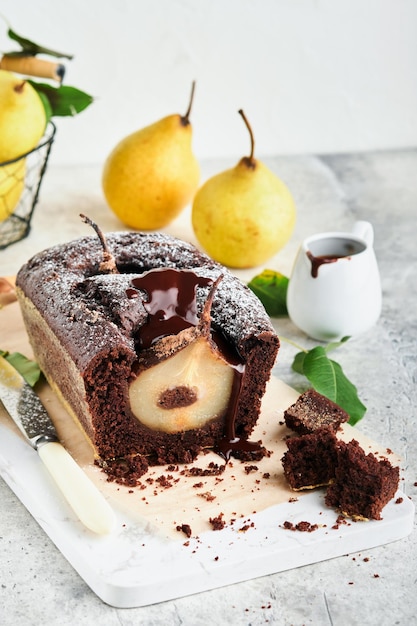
[1,149,416,625]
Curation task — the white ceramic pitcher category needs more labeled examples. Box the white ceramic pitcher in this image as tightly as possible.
[287,221,382,341]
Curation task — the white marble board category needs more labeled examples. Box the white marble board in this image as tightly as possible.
[0,396,413,609]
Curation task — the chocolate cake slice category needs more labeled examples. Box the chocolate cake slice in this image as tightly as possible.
[284,388,349,435]
[281,428,339,490]
[15,230,279,482]
[325,439,400,520]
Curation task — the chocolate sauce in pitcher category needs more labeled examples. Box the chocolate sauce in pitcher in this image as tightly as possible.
[306,239,362,278]
[307,251,347,278]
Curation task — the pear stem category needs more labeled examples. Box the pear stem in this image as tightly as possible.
[14,81,26,94]
[199,274,223,337]
[238,109,256,166]
[182,81,196,126]
[80,213,119,274]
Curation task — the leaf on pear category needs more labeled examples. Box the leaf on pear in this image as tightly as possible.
[6,28,73,59]
[294,346,366,425]
[28,81,93,117]
[0,350,42,387]
[247,269,289,316]
[35,90,53,124]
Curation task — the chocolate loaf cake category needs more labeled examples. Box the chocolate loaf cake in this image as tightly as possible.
[16,230,279,482]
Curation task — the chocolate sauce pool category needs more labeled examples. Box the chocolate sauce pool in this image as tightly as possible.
[127,268,262,461]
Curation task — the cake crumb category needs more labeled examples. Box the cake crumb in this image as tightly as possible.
[176,524,192,538]
[156,474,173,488]
[282,520,318,532]
[198,491,216,502]
[209,513,225,530]
[187,462,225,477]
[332,514,350,529]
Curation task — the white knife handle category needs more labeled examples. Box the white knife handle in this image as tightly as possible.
[37,441,115,534]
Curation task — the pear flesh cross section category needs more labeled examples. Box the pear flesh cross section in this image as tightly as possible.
[129,336,234,434]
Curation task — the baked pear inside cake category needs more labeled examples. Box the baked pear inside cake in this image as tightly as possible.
[15,226,279,482]
[127,271,238,435]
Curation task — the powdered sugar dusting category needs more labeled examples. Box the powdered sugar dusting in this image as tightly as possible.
[16,231,277,369]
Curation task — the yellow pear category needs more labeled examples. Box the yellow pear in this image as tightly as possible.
[102,83,200,230]
[0,158,26,222]
[0,70,46,162]
[192,110,296,268]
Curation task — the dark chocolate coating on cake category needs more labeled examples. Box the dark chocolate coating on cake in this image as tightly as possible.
[16,232,279,476]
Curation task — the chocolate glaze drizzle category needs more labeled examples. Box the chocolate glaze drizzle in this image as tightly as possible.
[127,268,263,461]
[128,268,212,349]
[307,251,347,278]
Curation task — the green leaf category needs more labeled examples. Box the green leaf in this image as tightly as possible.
[294,345,366,425]
[291,350,306,375]
[0,350,42,387]
[7,27,73,59]
[248,269,289,317]
[35,90,53,124]
[323,336,351,353]
[28,81,94,117]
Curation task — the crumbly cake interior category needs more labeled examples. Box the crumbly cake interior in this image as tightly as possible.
[281,427,339,490]
[325,439,400,520]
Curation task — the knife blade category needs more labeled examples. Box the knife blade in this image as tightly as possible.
[0,355,115,534]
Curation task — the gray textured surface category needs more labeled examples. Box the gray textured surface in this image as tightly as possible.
[1,149,416,625]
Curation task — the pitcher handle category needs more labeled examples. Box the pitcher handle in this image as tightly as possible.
[351,221,374,246]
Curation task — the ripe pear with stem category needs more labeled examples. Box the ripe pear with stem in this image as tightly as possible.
[102,82,200,230]
[192,109,296,268]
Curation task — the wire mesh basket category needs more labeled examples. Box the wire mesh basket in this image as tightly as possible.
[0,121,56,250]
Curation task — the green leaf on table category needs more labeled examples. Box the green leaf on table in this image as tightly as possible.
[291,350,306,375]
[6,28,73,59]
[28,81,94,117]
[291,345,366,425]
[323,336,351,353]
[247,269,289,316]
[0,350,42,387]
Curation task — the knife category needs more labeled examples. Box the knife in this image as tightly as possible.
[0,355,115,534]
